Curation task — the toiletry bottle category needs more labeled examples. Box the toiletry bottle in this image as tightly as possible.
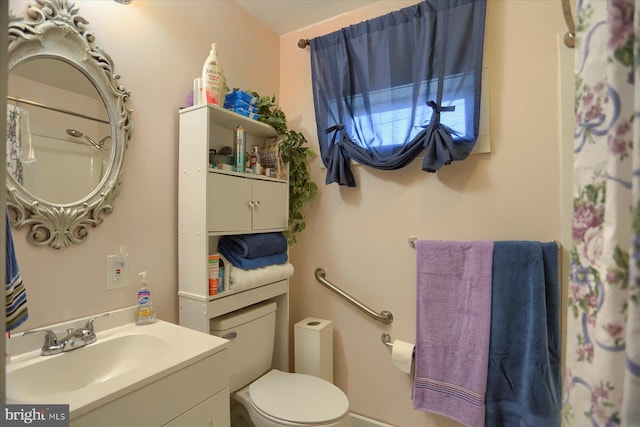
[135,271,156,325]
[208,254,219,296]
[218,258,225,294]
[201,43,226,106]
[234,124,246,173]
[193,77,203,106]
[250,147,259,173]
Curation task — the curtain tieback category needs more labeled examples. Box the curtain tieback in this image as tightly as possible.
[427,100,455,127]
[326,123,345,133]
[326,124,347,145]
[427,100,455,113]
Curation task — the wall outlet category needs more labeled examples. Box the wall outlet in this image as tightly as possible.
[106,253,128,289]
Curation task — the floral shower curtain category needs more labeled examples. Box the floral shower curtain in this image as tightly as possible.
[564,0,640,425]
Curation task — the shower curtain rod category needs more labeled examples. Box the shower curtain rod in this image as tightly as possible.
[561,0,575,48]
[7,95,110,124]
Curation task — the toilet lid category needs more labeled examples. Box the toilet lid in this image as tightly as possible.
[249,370,349,424]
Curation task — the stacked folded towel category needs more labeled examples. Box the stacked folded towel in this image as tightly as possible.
[218,232,288,270]
[229,262,294,292]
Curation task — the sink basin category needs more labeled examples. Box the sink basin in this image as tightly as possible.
[9,333,170,398]
[7,307,228,418]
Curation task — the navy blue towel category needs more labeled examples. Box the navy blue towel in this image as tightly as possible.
[218,243,288,270]
[219,232,287,259]
[485,241,561,427]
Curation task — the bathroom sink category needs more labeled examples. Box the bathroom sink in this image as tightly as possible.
[7,307,228,418]
[9,333,170,399]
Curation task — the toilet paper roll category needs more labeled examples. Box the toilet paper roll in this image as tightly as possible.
[391,340,415,374]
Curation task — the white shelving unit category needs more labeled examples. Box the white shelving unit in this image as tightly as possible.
[178,103,290,372]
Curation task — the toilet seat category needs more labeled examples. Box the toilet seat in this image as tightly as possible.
[249,370,349,425]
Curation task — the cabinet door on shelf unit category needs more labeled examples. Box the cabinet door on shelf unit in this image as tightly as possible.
[252,179,288,231]
[207,172,253,233]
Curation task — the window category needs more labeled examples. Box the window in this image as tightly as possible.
[310,0,487,186]
[337,72,477,151]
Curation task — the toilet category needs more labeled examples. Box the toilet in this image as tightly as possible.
[211,301,351,427]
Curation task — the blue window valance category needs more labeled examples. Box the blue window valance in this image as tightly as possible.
[309,0,487,187]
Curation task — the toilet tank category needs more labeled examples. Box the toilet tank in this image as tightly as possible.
[210,301,277,392]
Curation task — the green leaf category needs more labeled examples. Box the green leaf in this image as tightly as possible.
[247,90,319,245]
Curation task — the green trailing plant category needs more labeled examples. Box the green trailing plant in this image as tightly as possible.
[250,92,318,244]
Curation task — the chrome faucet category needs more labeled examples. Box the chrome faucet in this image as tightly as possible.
[23,312,110,356]
[22,328,60,356]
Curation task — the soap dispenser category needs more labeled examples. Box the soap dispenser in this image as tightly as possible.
[135,271,156,325]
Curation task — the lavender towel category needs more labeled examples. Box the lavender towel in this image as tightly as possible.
[413,240,494,427]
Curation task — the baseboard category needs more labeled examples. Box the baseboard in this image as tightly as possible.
[350,413,395,427]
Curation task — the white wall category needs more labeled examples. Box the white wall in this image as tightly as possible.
[280,1,568,425]
[7,0,280,328]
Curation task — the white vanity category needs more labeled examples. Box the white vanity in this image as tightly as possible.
[7,307,230,426]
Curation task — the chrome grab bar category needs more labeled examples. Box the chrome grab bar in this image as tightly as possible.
[314,268,393,325]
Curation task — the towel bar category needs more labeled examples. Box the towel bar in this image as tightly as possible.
[314,268,394,325]
[408,236,562,250]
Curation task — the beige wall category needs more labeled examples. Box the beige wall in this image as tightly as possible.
[6,0,570,425]
[280,1,568,425]
[8,0,280,328]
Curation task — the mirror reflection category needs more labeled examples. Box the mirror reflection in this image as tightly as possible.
[7,0,132,249]
[8,58,111,204]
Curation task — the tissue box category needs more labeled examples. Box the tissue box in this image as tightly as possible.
[227,106,261,120]
[224,98,259,113]
[225,89,258,106]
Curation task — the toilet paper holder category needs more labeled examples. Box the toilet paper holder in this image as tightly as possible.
[381,332,393,348]
[383,332,416,375]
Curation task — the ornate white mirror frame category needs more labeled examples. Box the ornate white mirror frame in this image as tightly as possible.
[7,0,132,249]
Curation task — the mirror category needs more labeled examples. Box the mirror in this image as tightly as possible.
[9,58,112,205]
[7,0,133,249]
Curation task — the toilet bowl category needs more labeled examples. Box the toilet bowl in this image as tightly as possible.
[210,301,351,427]
[232,370,350,427]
